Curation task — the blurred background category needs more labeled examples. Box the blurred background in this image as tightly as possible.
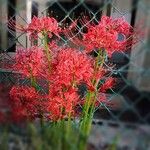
[0,0,150,149]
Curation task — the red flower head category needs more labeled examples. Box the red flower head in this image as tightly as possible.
[13,46,45,78]
[27,16,61,39]
[9,86,40,120]
[82,16,133,57]
[66,16,135,57]
[50,48,94,88]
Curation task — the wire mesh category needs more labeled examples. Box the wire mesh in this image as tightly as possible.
[0,0,150,149]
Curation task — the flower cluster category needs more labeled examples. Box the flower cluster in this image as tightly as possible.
[0,14,140,150]
[12,46,45,78]
[47,48,94,120]
[2,15,137,124]
[9,86,48,122]
[8,46,115,122]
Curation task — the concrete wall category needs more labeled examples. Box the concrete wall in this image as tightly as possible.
[128,0,150,92]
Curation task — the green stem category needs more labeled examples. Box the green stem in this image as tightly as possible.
[80,92,92,133]
[79,92,93,150]
[43,33,51,72]
[79,49,106,150]
[66,111,71,139]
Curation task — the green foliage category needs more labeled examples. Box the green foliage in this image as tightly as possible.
[0,128,9,150]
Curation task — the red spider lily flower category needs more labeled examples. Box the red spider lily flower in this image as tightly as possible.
[65,16,135,57]
[12,46,45,78]
[82,16,133,56]
[9,86,44,121]
[27,16,61,39]
[50,48,94,88]
[99,77,115,92]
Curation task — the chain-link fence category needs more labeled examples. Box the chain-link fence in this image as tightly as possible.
[0,0,150,149]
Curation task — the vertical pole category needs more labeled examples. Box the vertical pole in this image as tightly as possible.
[7,0,16,52]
